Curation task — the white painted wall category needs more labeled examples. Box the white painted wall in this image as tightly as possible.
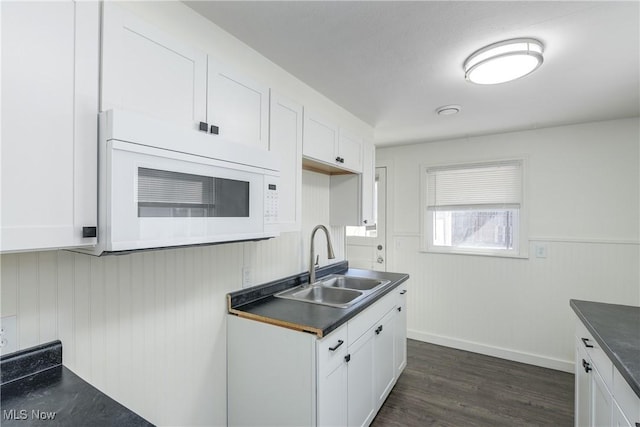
[377,117,640,372]
[0,171,342,426]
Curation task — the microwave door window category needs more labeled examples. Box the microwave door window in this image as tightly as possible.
[137,168,249,218]
[214,178,249,217]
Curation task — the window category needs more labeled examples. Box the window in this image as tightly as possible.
[423,160,526,257]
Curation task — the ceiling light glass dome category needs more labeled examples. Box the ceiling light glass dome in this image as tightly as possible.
[464,38,544,85]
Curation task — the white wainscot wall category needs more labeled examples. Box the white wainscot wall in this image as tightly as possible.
[377,117,640,372]
[393,237,639,372]
[0,170,344,426]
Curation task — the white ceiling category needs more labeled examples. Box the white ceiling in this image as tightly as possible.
[185,1,640,146]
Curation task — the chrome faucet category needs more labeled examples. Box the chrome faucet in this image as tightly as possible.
[309,225,335,285]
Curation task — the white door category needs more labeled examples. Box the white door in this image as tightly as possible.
[346,167,387,271]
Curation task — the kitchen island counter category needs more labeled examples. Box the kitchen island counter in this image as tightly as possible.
[570,299,640,399]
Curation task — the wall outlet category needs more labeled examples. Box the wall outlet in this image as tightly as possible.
[242,267,252,288]
[0,315,17,355]
[535,243,549,259]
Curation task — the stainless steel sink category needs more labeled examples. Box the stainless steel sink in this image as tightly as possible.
[275,285,364,308]
[320,274,390,291]
[274,274,390,308]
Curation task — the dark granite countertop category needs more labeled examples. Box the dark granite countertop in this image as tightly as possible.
[1,341,153,427]
[570,299,640,399]
[228,261,410,337]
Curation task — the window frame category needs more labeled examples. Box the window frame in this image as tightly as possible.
[420,158,529,259]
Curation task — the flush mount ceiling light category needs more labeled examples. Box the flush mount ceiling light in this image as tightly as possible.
[436,105,461,116]
[464,38,544,85]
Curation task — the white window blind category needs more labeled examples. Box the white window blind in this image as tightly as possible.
[426,161,522,209]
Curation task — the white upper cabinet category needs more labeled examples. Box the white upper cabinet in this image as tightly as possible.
[207,59,270,150]
[269,94,303,232]
[338,129,364,173]
[329,140,376,226]
[1,0,99,252]
[101,3,270,148]
[303,111,339,167]
[101,2,207,130]
[303,110,364,174]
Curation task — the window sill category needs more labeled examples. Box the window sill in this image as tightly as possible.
[420,248,529,259]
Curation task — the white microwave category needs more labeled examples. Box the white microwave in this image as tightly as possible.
[84,110,279,255]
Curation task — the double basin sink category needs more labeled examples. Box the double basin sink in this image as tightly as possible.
[275,274,391,308]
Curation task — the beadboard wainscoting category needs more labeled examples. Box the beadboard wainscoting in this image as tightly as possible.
[393,236,639,372]
[0,170,344,426]
[378,117,640,373]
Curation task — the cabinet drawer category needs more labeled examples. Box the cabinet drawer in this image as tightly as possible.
[577,319,613,390]
[613,367,640,423]
[318,323,348,371]
[349,291,396,344]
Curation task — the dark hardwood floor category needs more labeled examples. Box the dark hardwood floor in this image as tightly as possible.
[372,339,574,427]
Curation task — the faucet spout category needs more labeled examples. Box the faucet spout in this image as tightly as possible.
[309,225,335,285]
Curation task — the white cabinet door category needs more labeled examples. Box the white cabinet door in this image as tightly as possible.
[1,0,99,252]
[317,324,348,426]
[394,288,408,378]
[592,365,613,427]
[329,140,375,226]
[347,331,376,427]
[269,93,302,232]
[576,340,592,427]
[303,111,339,165]
[101,2,207,130]
[338,129,363,173]
[318,358,348,427]
[361,140,376,226]
[207,59,270,150]
[374,308,396,408]
[613,401,633,427]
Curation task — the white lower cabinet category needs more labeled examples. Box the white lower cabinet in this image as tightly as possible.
[613,401,633,427]
[394,289,408,378]
[374,309,396,409]
[592,365,613,427]
[228,287,407,427]
[574,316,640,427]
[346,328,376,427]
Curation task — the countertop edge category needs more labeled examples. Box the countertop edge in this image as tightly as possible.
[570,299,640,399]
[0,340,62,385]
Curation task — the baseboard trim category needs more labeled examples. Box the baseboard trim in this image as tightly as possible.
[408,330,574,373]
